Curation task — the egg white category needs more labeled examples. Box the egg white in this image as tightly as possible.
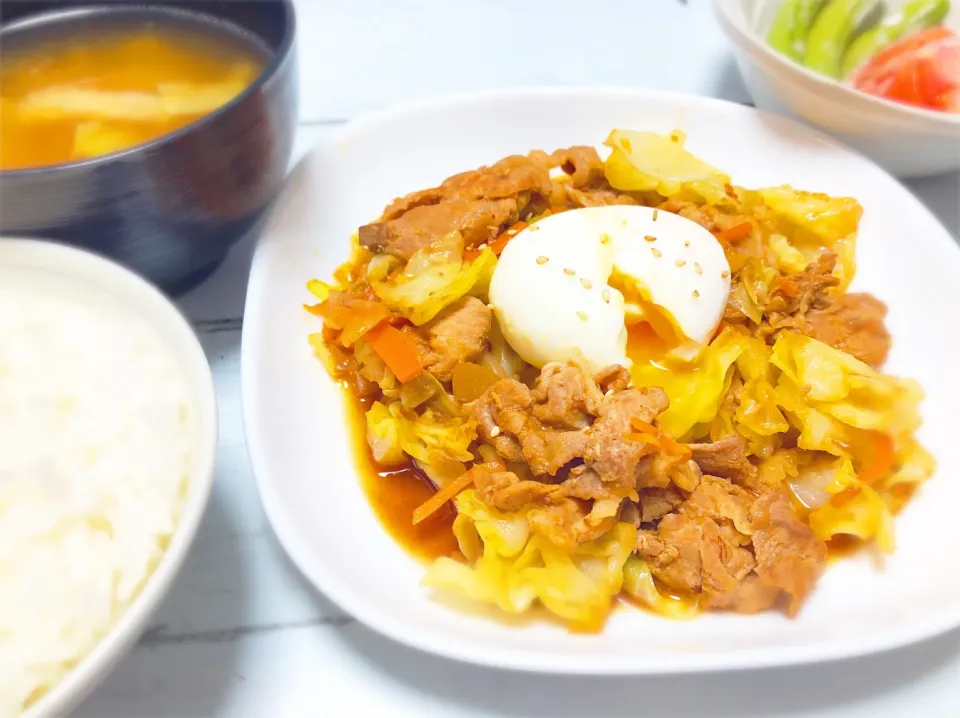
[489,223,629,371]
[488,205,731,372]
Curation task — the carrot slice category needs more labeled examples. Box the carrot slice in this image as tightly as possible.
[412,467,478,525]
[859,431,895,485]
[364,323,423,383]
[714,222,752,244]
[629,417,692,461]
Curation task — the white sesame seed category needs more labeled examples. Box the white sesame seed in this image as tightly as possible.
[684,241,691,248]
[577,311,588,321]
[651,248,662,258]
[605,389,614,396]
[507,228,519,236]
[529,224,540,232]
[721,270,730,279]
[486,225,498,232]
[600,233,611,244]
[602,289,611,303]
[692,290,700,298]
[652,209,659,221]
[564,268,576,276]
[675,259,686,267]
[580,278,593,289]
[536,255,549,265]
[695,262,703,275]
[644,235,657,243]
[490,426,501,437]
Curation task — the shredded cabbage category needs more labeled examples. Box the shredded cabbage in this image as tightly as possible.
[632,327,745,439]
[788,456,857,511]
[758,449,803,487]
[414,459,468,491]
[771,332,923,448]
[809,483,895,553]
[756,186,861,288]
[768,233,809,273]
[603,129,731,205]
[881,440,936,492]
[757,186,861,242]
[307,332,336,377]
[478,320,526,379]
[364,401,476,467]
[372,232,497,325]
[399,371,459,414]
[767,333,932,551]
[735,379,789,457]
[424,490,635,629]
[354,339,398,396]
[622,556,698,619]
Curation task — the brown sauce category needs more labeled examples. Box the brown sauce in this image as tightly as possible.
[345,397,458,561]
[825,534,864,562]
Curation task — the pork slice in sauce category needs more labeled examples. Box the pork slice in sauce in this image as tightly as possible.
[420,297,492,382]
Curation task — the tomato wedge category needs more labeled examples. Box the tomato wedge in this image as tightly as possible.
[852,26,960,112]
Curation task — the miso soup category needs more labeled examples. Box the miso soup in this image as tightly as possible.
[0,13,266,171]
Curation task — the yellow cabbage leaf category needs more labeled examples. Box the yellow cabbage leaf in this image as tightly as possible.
[736,378,790,456]
[307,332,336,376]
[622,555,697,619]
[603,129,731,204]
[771,332,923,448]
[785,457,894,552]
[809,483,895,553]
[706,334,787,457]
[757,448,803,487]
[424,490,635,629]
[768,233,808,273]
[756,186,861,288]
[632,327,746,439]
[372,232,496,325]
[772,376,853,456]
[364,400,476,466]
[758,186,861,242]
[354,339,398,396]
[878,439,936,492]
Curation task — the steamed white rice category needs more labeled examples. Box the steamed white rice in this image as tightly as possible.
[0,270,194,715]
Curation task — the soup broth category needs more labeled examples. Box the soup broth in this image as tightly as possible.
[0,17,266,170]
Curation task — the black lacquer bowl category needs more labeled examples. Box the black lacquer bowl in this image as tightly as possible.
[0,0,298,294]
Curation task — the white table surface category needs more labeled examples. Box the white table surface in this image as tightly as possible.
[76,1,960,716]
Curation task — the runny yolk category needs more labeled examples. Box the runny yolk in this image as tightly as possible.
[626,321,707,402]
[626,321,673,368]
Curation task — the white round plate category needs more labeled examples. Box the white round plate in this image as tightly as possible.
[242,88,960,674]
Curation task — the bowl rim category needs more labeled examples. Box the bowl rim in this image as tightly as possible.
[0,238,220,718]
[0,0,297,178]
[711,0,960,130]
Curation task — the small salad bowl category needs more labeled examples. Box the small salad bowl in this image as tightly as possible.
[713,0,960,177]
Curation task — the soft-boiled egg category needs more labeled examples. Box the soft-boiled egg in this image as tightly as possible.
[488,205,731,372]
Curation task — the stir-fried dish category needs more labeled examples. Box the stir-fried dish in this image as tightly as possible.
[305,129,933,630]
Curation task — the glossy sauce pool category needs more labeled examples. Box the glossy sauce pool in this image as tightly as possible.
[346,398,458,562]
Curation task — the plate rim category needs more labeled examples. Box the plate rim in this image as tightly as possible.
[241,86,960,674]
